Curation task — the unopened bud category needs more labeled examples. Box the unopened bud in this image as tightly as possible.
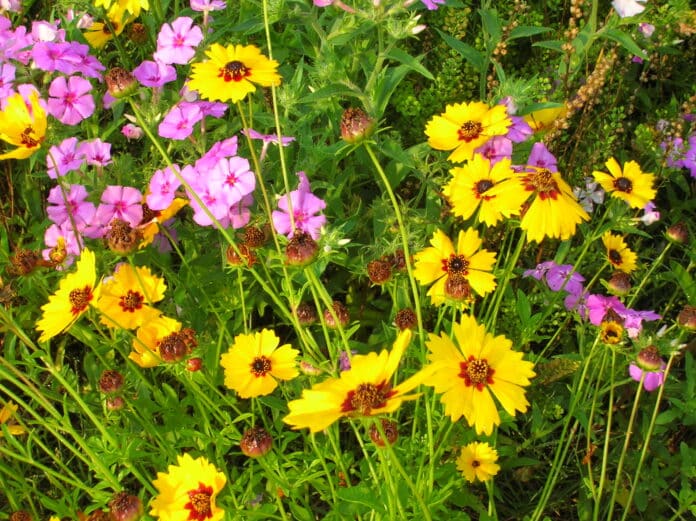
[226,244,257,267]
[9,511,32,521]
[99,370,124,394]
[240,426,273,458]
[127,23,148,44]
[295,302,318,326]
[286,232,318,266]
[607,271,631,296]
[666,222,688,244]
[394,308,417,330]
[677,305,696,330]
[106,219,142,255]
[108,491,143,521]
[106,396,125,411]
[636,345,663,371]
[324,301,350,329]
[105,67,137,99]
[367,259,392,284]
[369,418,399,447]
[340,108,375,144]
[186,357,203,372]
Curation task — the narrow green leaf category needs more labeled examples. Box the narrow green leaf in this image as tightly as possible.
[508,25,553,40]
[479,8,502,42]
[385,48,434,80]
[435,29,485,72]
[600,28,644,57]
[532,40,563,52]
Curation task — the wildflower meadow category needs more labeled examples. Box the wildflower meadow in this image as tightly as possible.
[1,0,696,519]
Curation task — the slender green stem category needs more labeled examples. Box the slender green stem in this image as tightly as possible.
[593,348,614,521]
[627,242,671,308]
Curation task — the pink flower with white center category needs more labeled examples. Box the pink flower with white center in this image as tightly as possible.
[213,156,256,208]
[78,138,111,167]
[46,137,85,179]
[148,165,183,211]
[154,17,203,65]
[32,20,65,42]
[46,184,96,230]
[121,123,143,141]
[47,75,95,125]
[95,186,144,228]
[0,0,22,13]
[158,102,203,140]
[272,172,327,239]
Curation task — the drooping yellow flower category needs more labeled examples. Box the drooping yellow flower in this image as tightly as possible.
[456,442,500,483]
[36,248,100,343]
[150,453,227,521]
[413,229,497,306]
[443,154,521,226]
[592,158,656,209]
[187,44,282,103]
[0,91,47,160]
[0,401,26,436]
[422,315,535,435]
[131,315,196,367]
[139,198,188,249]
[600,319,624,345]
[424,101,512,163]
[96,264,166,329]
[602,232,637,274]
[523,104,566,132]
[84,4,135,49]
[220,329,299,398]
[283,330,424,433]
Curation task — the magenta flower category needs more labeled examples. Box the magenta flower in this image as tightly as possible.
[639,23,655,38]
[47,75,95,125]
[272,172,326,239]
[194,101,228,118]
[121,123,143,140]
[1,24,33,64]
[147,165,183,211]
[31,42,80,74]
[523,260,557,281]
[158,103,203,140]
[190,0,226,11]
[69,42,105,79]
[195,137,238,171]
[0,63,15,99]
[0,0,21,13]
[546,264,585,295]
[46,137,85,179]
[475,136,512,165]
[213,156,256,207]
[133,60,177,87]
[46,184,96,231]
[154,17,203,65]
[78,138,111,167]
[43,222,83,267]
[95,186,144,228]
[629,363,665,391]
[586,294,660,338]
[640,201,660,225]
[527,142,558,171]
[242,128,295,162]
[220,193,253,229]
[507,116,533,143]
[186,172,232,227]
[420,0,445,10]
[31,20,65,42]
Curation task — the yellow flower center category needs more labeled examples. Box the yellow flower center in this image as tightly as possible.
[459,356,494,390]
[614,177,633,193]
[342,382,393,415]
[251,356,272,377]
[600,321,623,344]
[608,249,622,266]
[474,179,495,199]
[442,254,469,276]
[20,126,40,148]
[119,290,144,312]
[457,120,483,142]
[524,168,560,200]
[185,483,213,521]
[219,61,251,82]
[69,286,93,315]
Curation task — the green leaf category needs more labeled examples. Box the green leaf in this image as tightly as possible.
[435,29,485,72]
[508,26,553,40]
[336,484,387,514]
[532,40,563,52]
[479,8,502,43]
[385,48,434,80]
[600,28,644,57]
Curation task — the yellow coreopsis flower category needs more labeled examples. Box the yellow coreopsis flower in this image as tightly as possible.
[94,0,149,17]
[523,104,567,132]
[0,401,26,436]
[602,232,637,274]
[424,101,512,163]
[457,442,500,483]
[150,453,227,521]
[443,154,522,226]
[84,4,134,48]
[96,264,166,329]
[0,91,47,160]
[592,158,656,209]
[283,330,424,433]
[422,315,535,435]
[413,228,497,306]
[36,248,100,343]
[139,198,188,249]
[187,44,282,103]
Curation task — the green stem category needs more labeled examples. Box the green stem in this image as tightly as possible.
[593,348,614,521]
[627,242,671,308]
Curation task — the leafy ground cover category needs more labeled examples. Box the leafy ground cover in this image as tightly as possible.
[1,0,695,519]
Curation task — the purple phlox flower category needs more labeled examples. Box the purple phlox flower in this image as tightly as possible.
[242,128,296,146]
[185,168,232,226]
[69,42,105,80]
[564,290,589,319]
[475,136,512,165]
[193,101,228,118]
[43,222,82,268]
[507,116,533,143]
[0,63,16,99]
[32,20,65,42]
[66,9,94,29]
[219,193,253,229]
[195,136,238,171]
[0,0,21,13]
[682,136,696,178]
[546,264,585,295]
[573,178,605,213]
[46,137,84,179]
[154,17,203,65]
[214,155,256,207]
[523,260,557,281]
[420,0,445,10]
[190,0,226,11]
[272,171,327,240]
[586,294,628,325]
[103,91,116,109]
[16,83,47,113]
[629,362,666,391]
[47,75,95,125]
[121,123,143,140]
[339,350,358,372]
[158,102,203,140]
[527,142,558,172]
[1,24,33,64]
[612,0,646,18]
[662,136,685,168]
[95,186,144,229]
[623,308,661,339]
[32,42,81,74]
[78,138,111,167]
[499,96,518,115]
[147,165,183,211]
[133,60,177,87]
[640,201,660,225]
[47,184,96,231]
[639,23,655,38]
[178,83,199,102]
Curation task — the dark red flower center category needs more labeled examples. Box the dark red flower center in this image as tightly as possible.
[523,168,560,200]
[220,61,251,82]
[608,249,622,266]
[251,356,272,377]
[184,483,214,521]
[69,286,93,315]
[614,177,633,193]
[341,382,395,415]
[442,254,469,276]
[20,126,40,148]
[458,120,483,142]
[459,356,494,391]
[119,290,145,312]
[474,179,495,199]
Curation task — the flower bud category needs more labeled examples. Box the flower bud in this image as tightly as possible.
[340,108,375,144]
[106,396,125,411]
[394,308,417,331]
[83,509,110,521]
[369,419,399,447]
[295,302,318,326]
[186,357,203,372]
[99,369,124,394]
[159,330,196,363]
[108,491,143,521]
[607,271,631,296]
[444,275,473,302]
[636,345,663,371]
[9,511,32,521]
[243,226,267,248]
[225,244,257,267]
[666,222,688,244]
[324,301,350,329]
[366,259,392,284]
[677,305,696,330]
[389,249,407,272]
[286,232,318,266]
[126,23,148,44]
[105,67,137,99]
[240,426,273,458]
[299,361,322,375]
[8,249,40,276]
[106,219,142,255]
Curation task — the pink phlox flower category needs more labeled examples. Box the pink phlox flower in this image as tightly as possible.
[640,201,660,225]
[185,168,231,226]
[47,75,95,125]
[133,60,177,87]
[31,20,65,42]
[213,155,256,207]
[1,25,33,64]
[95,185,144,229]
[121,123,143,140]
[638,23,655,38]
[272,171,327,240]
[0,63,16,99]
[43,222,82,268]
[242,128,296,146]
[629,362,666,391]
[623,308,661,339]
[69,42,105,80]
[103,91,116,109]
[154,17,203,65]
[546,264,585,295]
[66,9,94,29]
[78,138,111,167]
[46,184,96,231]
[32,42,81,74]
[190,0,227,11]
[219,193,253,229]
[420,0,445,10]
[147,165,183,211]
[193,100,228,118]
[0,0,22,13]
[158,102,203,140]
[526,142,558,172]
[586,294,628,325]
[507,115,533,143]
[612,0,646,18]
[523,260,557,281]
[475,136,512,165]
[573,178,605,213]
[564,290,589,319]
[46,137,85,179]
[195,136,238,171]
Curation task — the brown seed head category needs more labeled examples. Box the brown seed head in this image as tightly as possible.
[108,491,143,521]
[286,232,318,266]
[394,308,417,331]
[105,67,137,99]
[340,107,375,144]
[99,369,125,394]
[240,426,273,458]
[367,259,392,284]
[324,301,350,329]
